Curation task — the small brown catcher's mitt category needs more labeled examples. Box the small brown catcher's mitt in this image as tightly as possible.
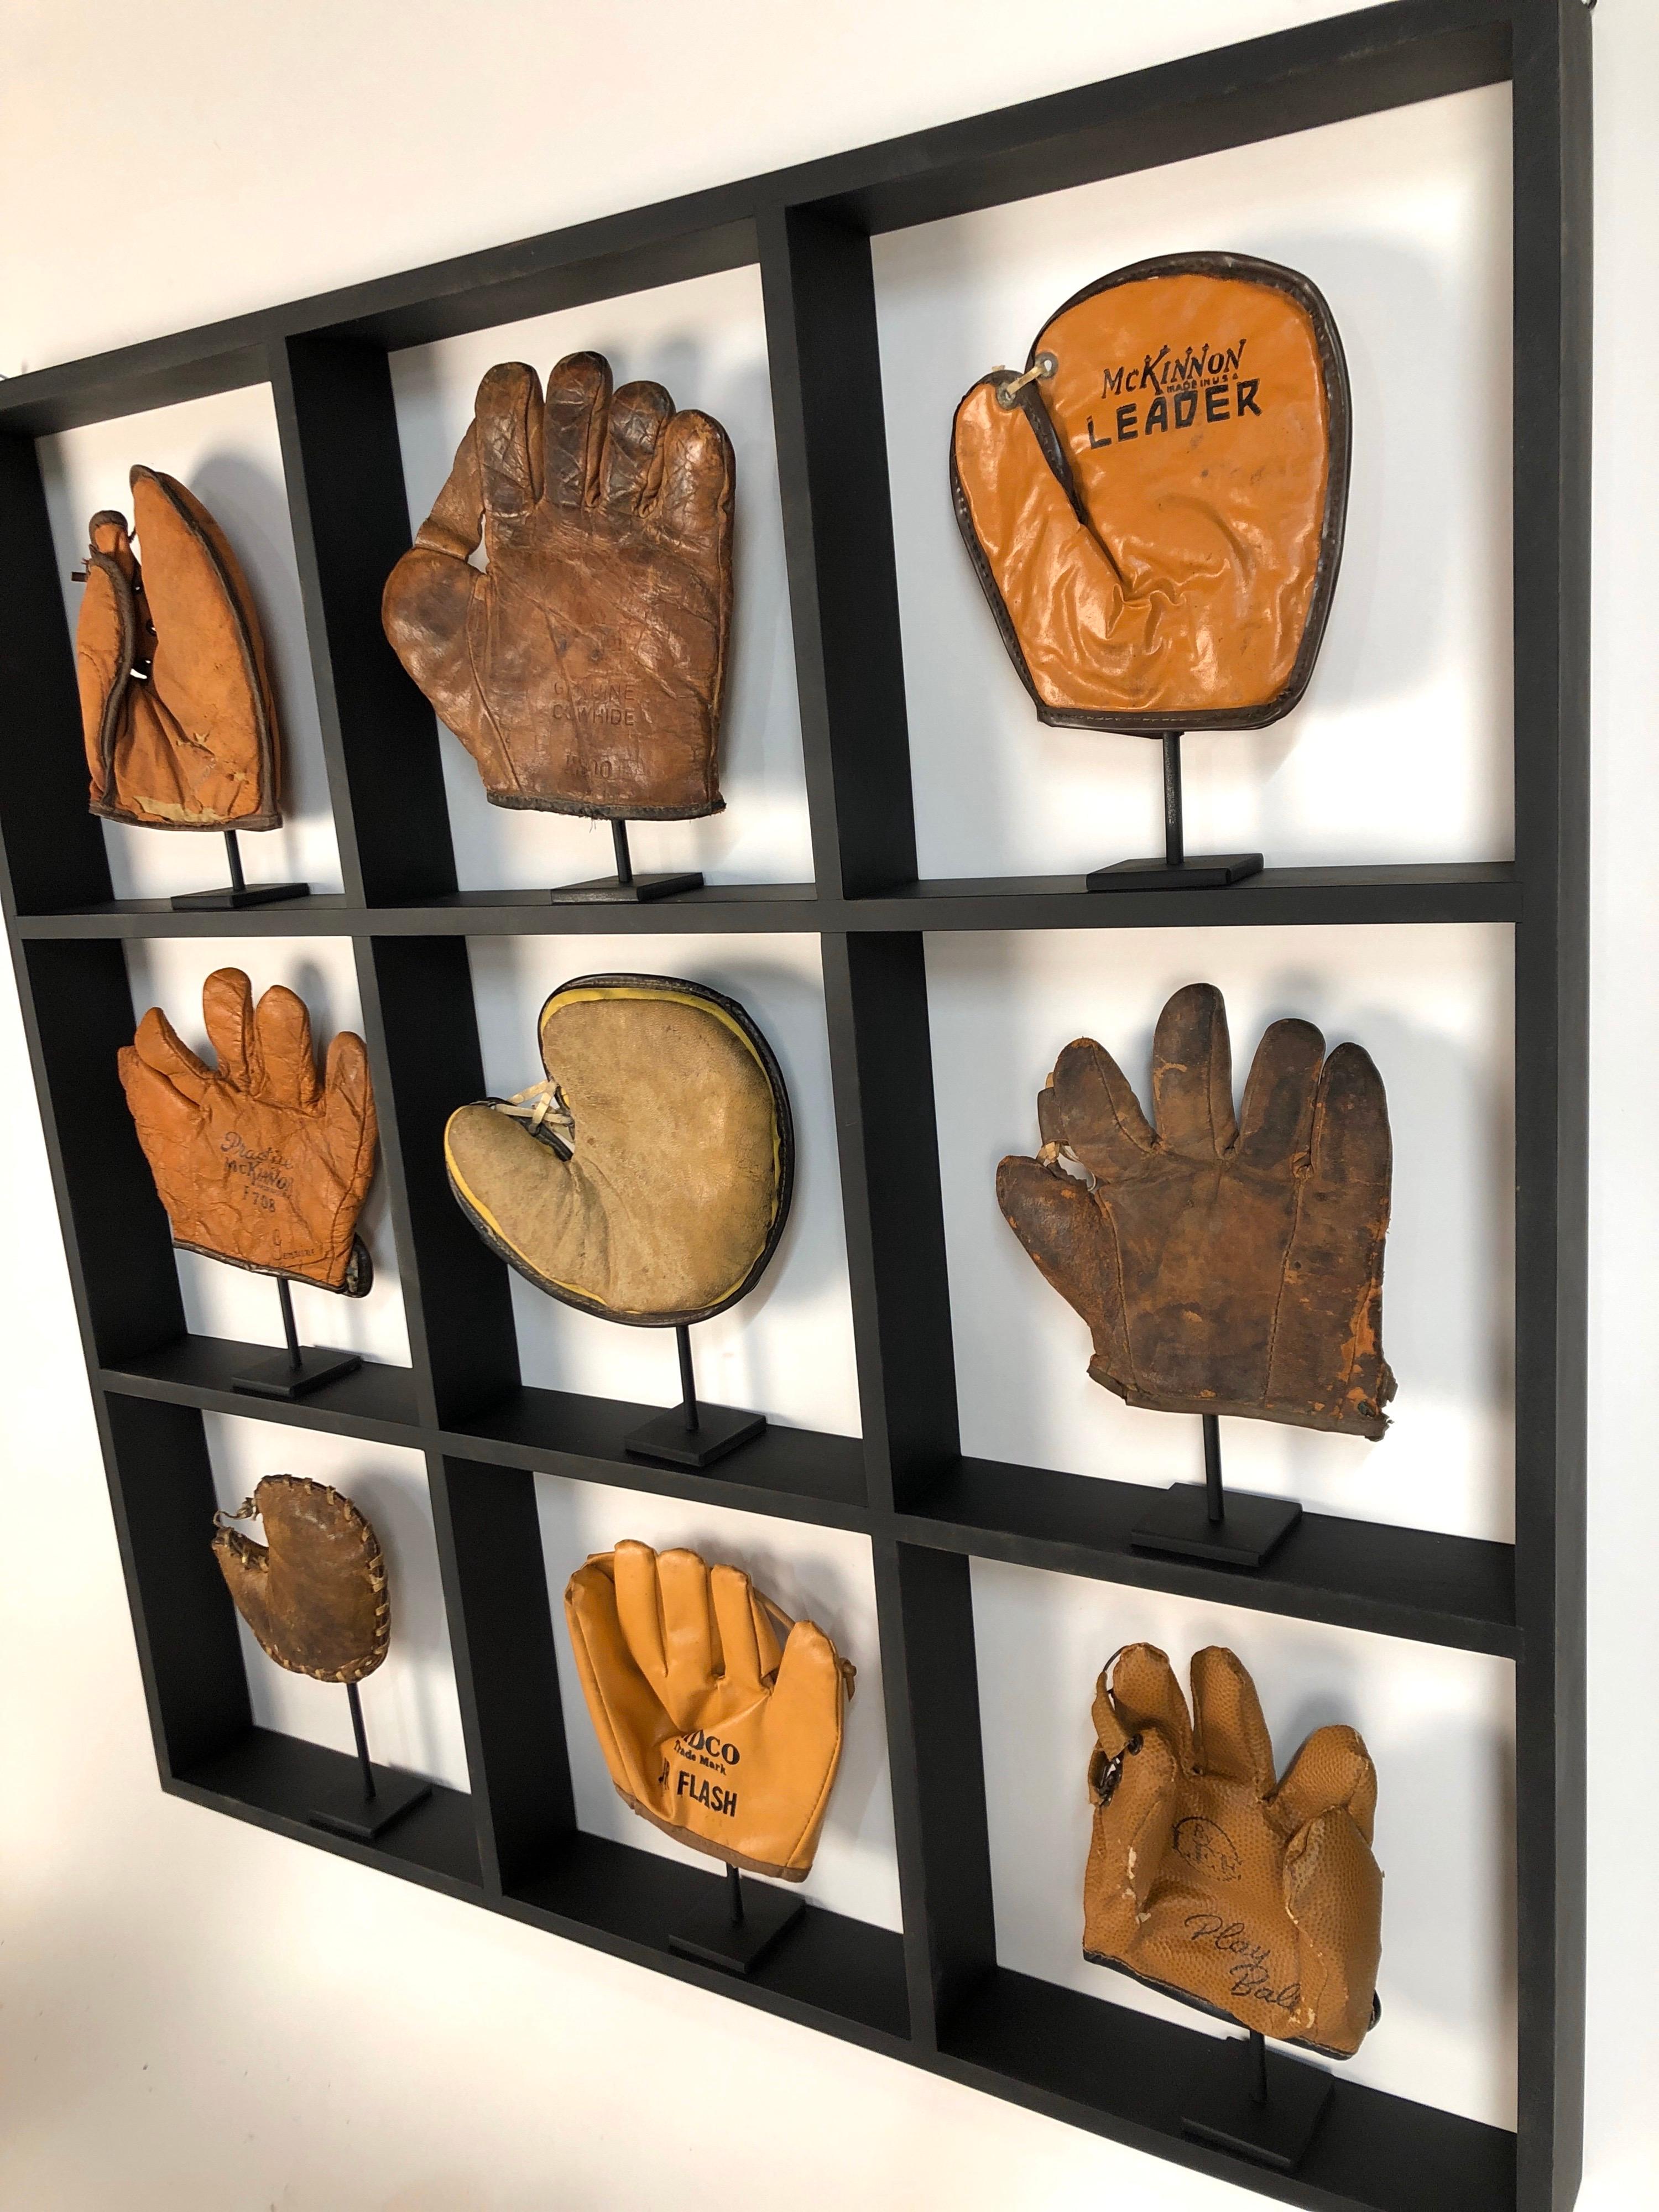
[1085,1644,1383,2058]
[565,1541,854,1880]
[445,974,790,1326]
[998,983,1392,1438]
[951,254,1348,729]
[383,353,734,821]
[77,467,282,830]
[213,1473,389,1683]
[119,968,378,1295]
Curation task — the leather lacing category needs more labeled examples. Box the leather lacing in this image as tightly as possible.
[495,1077,576,1145]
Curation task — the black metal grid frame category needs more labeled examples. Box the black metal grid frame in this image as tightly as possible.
[0,4,1588,2208]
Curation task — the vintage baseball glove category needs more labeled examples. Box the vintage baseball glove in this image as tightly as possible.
[951,254,1348,729]
[383,353,734,821]
[445,974,790,1326]
[76,466,282,830]
[565,1540,854,1880]
[213,1473,389,1683]
[998,983,1392,1437]
[1084,1642,1382,2057]
[119,967,377,1295]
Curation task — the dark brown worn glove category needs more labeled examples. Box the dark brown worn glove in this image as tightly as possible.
[382,353,734,821]
[213,1474,389,1683]
[1084,1643,1383,2058]
[997,983,1392,1437]
[77,467,283,830]
[119,968,378,1295]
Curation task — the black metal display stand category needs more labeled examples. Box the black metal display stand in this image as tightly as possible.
[231,1276,363,1402]
[669,1861,805,1977]
[1180,2030,1332,2174]
[307,1678,434,1842]
[545,818,703,905]
[169,827,308,912]
[1130,1414,1302,1568]
[0,8,1589,2210]
[1086,735,1264,892]
[624,1323,768,1470]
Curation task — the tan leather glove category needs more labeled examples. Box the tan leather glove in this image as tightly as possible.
[383,353,734,821]
[565,1541,854,1880]
[212,1473,389,1683]
[997,983,1392,1438]
[77,466,283,830]
[445,974,790,1325]
[951,254,1347,729]
[1084,1643,1383,2058]
[119,967,378,1294]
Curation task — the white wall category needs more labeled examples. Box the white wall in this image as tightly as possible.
[1,5,1653,2211]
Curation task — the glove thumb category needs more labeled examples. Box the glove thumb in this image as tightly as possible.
[1283,1806,1384,2057]
[212,1525,274,1649]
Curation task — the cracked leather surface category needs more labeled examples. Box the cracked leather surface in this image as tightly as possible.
[1084,1642,1383,2057]
[997,983,1393,1438]
[213,1473,389,1684]
[382,353,734,820]
[119,967,377,1293]
[77,467,282,830]
[566,1541,853,1881]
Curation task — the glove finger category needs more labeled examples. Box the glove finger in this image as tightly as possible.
[542,352,611,510]
[1040,1037,1155,1181]
[1105,1643,1193,1770]
[1284,1807,1384,2057]
[1189,1646,1276,1794]
[1276,1724,1378,1843]
[202,969,258,1092]
[131,1006,210,1101]
[1235,1018,1324,1172]
[710,1563,765,1695]
[1150,984,1238,1157]
[648,408,734,554]
[655,1547,718,1719]
[253,985,319,1109]
[598,381,674,513]
[472,362,544,519]
[1310,1043,1392,1191]
[323,1031,378,1179]
[611,1540,669,1693]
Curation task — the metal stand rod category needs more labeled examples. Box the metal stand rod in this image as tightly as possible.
[611,820,634,888]
[1162,733,1186,868]
[276,1276,301,1371]
[347,1679,377,1801]
[1248,2029,1268,2108]
[676,1322,700,1434]
[727,1863,744,1926]
[1203,1413,1224,1526]
[224,829,246,893]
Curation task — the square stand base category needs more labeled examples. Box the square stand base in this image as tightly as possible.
[232,1345,363,1402]
[624,1404,768,1470]
[170,880,310,911]
[669,1881,805,1976]
[545,870,705,905]
[307,1764,433,1844]
[1086,853,1264,892]
[1180,2036,1332,2173]
[1129,1483,1302,1567]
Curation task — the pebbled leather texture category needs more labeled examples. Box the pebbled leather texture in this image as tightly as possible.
[212,1473,389,1684]
[566,1540,854,1880]
[1084,1642,1383,2057]
[445,974,790,1326]
[119,967,378,1295]
[382,353,734,820]
[77,467,283,829]
[951,255,1348,729]
[998,983,1393,1438]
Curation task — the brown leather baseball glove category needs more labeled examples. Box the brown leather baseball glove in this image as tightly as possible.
[1084,1643,1383,2058]
[383,353,734,821]
[445,974,790,1326]
[998,983,1392,1438]
[77,467,283,830]
[119,967,378,1295]
[565,1541,854,1880]
[951,254,1348,729]
[213,1473,389,1683]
